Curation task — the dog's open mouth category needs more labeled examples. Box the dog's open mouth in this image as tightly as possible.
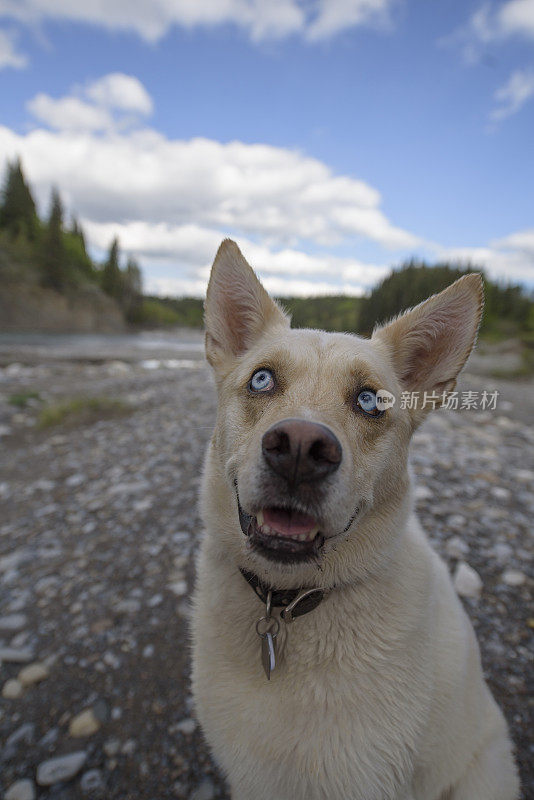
[239,502,325,563]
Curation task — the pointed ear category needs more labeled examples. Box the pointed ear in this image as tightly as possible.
[204,239,290,369]
[373,273,484,403]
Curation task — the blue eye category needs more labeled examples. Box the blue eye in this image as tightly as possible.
[249,368,275,393]
[356,389,382,417]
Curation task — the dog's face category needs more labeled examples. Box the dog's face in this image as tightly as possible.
[203,240,483,587]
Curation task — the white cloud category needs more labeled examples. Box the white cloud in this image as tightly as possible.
[25,73,153,132]
[0,27,26,68]
[27,94,114,131]
[444,0,534,62]
[0,0,395,43]
[490,67,534,120]
[437,229,534,283]
[498,0,534,39]
[6,90,419,250]
[86,73,153,115]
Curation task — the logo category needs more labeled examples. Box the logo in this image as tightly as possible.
[376,389,396,410]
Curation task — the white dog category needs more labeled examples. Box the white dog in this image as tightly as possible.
[191,240,519,800]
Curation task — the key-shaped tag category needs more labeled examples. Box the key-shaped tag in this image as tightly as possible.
[255,613,280,681]
[261,630,276,680]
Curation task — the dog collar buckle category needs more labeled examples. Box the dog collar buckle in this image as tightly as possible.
[280,587,325,623]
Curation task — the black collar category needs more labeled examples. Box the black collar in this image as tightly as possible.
[239,567,327,622]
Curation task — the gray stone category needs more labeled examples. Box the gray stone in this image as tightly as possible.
[0,647,34,663]
[173,717,197,735]
[18,662,50,687]
[190,778,216,800]
[4,779,36,800]
[453,561,482,600]
[0,613,28,631]
[80,769,105,795]
[2,679,23,699]
[446,536,469,559]
[6,722,36,748]
[37,751,87,786]
[502,570,527,587]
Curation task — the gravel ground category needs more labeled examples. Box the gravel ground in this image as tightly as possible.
[0,333,532,800]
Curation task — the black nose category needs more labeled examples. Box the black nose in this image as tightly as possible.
[262,418,342,487]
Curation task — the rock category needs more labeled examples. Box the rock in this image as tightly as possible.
[37,751,87,786]
[446,514,466,531]
[489,542,513,565]
[0,613,28,631]
[168,580,187,596]
[414,484,432,501]
[69,708,101,738]
[446,536,469,559]
[513,468,534,484]
[190,778,216,800]
[18,662,50,687]
[2,679,23,699]
[103,738,121,757]
[6,722,35,748]
[173,717,197,735]
[4,779,36,800]
[121,739,136,756]
[142,644,155,657]
[502,570,527,587]
[0,647,34,663]
[453,562,482,599]
[80,769,105,795]
[490,486,511,501]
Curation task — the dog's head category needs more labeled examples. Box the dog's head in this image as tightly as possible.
[203,239,483,588]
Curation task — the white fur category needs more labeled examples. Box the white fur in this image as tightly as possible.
[191,241,519,800]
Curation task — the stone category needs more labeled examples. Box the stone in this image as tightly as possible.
[168,580,187,596]
[69,709,101,738]
[6,722,35,748]
[0,613,28,631]
[103,738,121,757]
[0,647,34,663]
[490,542,513,565]
[4,779,36,800]
[18,662,50,687]
[173,717,196,735]
[37,752,87,786]
[446,536,469,559]
[502,570,526,587]
[190,778,216,800]
[80,769,105,795]
[2,679,23,699]
[414,484,432,501]
[121,739,136,756]
[453,562,482,599]
[446,514,466,531]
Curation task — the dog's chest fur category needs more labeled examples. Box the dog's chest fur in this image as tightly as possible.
[192,536,434,800]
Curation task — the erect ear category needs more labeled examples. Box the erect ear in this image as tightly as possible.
[204,239,290,370]
[373,273,484,410]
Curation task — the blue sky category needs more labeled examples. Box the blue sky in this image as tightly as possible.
[0,0,533,296]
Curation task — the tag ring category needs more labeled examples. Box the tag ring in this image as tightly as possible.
[255,616,280,638]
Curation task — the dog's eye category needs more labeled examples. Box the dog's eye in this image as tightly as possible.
[249,368,275,393]
[356,389,383,417]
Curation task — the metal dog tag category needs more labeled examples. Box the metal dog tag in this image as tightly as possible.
[261,631,276,680]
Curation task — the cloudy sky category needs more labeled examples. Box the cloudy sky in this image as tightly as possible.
[0,0,533,297]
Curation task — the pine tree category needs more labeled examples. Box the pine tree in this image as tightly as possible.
[41,188,67,291]
[0,158,38,240]
[101,237,123,300]
[123,256,143,322]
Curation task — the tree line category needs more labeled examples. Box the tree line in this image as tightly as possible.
[1,158,532,336]
[0,158,143,323]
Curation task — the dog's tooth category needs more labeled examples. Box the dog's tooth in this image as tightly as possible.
[257,510,264,526]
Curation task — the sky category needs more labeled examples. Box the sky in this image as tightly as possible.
[0,0,533,297]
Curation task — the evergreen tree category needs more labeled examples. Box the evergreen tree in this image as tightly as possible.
[101,237,123,300]
[41,188,67,291]
[123,256,143,322]
[0,158,38,240]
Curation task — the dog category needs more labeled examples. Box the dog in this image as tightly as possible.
[191,239,519,800]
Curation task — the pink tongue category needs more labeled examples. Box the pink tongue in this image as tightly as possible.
[262,508,317,538]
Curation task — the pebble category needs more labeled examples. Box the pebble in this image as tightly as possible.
[4,779,36,800]
[0,647,34,663]
[36,751,87,786]
[446,535,469,559]
[2,679,24,699]
[6,722,35,748]
[18,662,50,687]
[0,613,28,631]
[190,778,216,800]
[69,708,101,737]
[173,717,197,735]
[414,484,432,501]
[80,769,105,795]
[502,570,527,587]
[103,738,121,757]
[490,542,513,565]
[453,561,483,599]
